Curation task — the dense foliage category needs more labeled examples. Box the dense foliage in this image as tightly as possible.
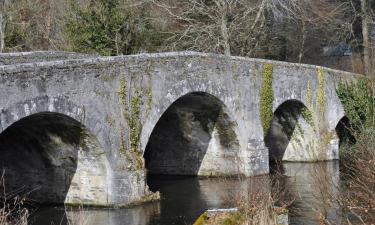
[65,0,164,55]
[336,79,374,131]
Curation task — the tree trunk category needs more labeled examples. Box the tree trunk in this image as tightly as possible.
[360,0,371,76]
[298,21,306,63]
[0,0,8,53]
[220,1,230,56]
[221,14,230,55]
[0,13,5,53]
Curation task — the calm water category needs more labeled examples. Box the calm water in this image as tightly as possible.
[30,161,341,225]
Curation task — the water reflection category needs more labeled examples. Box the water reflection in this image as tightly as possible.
[31,161,341,225]
[281,161,341,225]
[30,203,160,225]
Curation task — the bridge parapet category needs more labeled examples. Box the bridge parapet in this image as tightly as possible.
[0,51,96,65]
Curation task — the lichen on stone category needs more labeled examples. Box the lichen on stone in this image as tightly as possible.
[259,63,274,135]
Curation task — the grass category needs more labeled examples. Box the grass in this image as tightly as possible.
[0,171,29,225]
[339,129,375,224]
[194,175,292,225]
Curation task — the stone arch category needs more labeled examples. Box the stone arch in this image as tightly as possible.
[335,116,356,148]
[143,92,241,176]
[140,79,242,155]
[0,96,110,206]
[0,95,85,132]
[266,99,318,163]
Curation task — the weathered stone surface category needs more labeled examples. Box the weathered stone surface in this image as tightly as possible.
[0,51,363,206]
[0,51,95,65]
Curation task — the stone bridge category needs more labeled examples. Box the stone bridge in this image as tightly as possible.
[0,51,361,207]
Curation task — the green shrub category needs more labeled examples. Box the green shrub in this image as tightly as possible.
[336,79,374,161]
[4,24,26,50]
[65,0,164,55]
[336,79,374,132]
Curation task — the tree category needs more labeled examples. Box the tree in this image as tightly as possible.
[0,0,10,52]
[1,0,69,52]
[358,0,374,77]
[151,0,348,60]
[151,0,270,56]
[65,0,164,55]
[273,0,349,63]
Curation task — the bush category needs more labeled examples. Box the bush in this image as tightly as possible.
[336,79,374,132]
[336,80,375,223]
[65,0,164,56]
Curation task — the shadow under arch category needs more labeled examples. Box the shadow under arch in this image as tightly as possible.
[335,116,356,148]
[0,112,108,205]
[265,100,312,165]
[144,92,241,176]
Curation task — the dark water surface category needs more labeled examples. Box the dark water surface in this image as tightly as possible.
[30,161,341,225]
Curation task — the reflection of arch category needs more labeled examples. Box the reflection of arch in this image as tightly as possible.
[265,100,313,163]
[0,111,110,205]
[144,92,241,176]
[335,116,356,148]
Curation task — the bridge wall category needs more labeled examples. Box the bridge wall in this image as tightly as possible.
[0,52,362,206]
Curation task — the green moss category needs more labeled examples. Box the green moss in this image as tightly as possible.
[317,68,326,126]
[315,69,333,156]
[128,89,141,153]
[119,77,127,107]
[220,212,244,225]
[117,78,144,170]
[259,63,274,135]
[118,77,128,155]
[301,107,315,128]
[193,211,244,225]
[125,89,144,170]
[193,212,208,225]
[306,80,311,107]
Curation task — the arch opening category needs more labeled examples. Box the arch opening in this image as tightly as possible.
[144,92,241,176]
[335,116,356,148]
[266,100,315,164]
[0,112,108,205]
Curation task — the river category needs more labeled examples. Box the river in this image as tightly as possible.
[29,161,342,225]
